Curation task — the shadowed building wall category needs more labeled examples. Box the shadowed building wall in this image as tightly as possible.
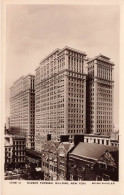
[10,75,35,149]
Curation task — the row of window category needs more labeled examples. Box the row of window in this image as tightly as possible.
[85,138,109,145]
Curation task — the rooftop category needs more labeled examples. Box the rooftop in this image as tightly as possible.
[87,54,114,65]
[83,133,110,138]
[70,142,118,161]
[36,46,87,71]
[59,142,74,152]
[39,48,60,64]
[10,74,35,89]
[58,46,87,56]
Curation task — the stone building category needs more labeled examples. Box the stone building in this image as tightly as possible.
[9,47,116,156]
[83,133,119,147]
[12,135,26,167]
[86,54,114,135]
[10,74,35,149]
[35,46,87,152]
[4,134,26,169]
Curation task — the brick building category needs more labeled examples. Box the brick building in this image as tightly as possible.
[68,142,118,181]
[41,140,60,180]
[57,141,74,180]
[41,135,83,181]
[4,134,26,169]
[12,135,26,167]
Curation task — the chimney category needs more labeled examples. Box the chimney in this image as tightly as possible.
[47,134,51,141]
[60,135,69,142]
[74,135,84,146]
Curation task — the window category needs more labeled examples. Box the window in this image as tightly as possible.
[106,140,109,145]
[102,140,104,145]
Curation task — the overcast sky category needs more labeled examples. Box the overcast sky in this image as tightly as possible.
[6,4,120,127]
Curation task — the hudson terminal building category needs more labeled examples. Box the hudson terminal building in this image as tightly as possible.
[86,54,114,135]
[10,74,35,149]
[9,46,115,152]
[35,46,88,152]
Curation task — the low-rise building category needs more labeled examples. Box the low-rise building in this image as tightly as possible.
[84,134,119,147]
[4,134,26,169]
[110,140,119,147]
[25,149,41,167]
[41,140,60,180]
[12,135,26,167]
[68,142,118,181]
[4,139,13,169]
[40,134,118,181]
[95,149,118,181]
[57,142,74,180]
[41,134,83,180]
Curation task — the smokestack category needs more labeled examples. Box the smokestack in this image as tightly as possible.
[74,135,84,146]
[47,134,51,141]
[60,135,69,142]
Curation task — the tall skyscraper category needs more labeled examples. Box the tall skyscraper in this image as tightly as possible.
[10,74,35,149]
[35,46,87,152]
[9,47,115,152]
[86,54,114,135]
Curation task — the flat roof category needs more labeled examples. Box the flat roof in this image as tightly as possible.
[11,74,35,87]
[87,54,114,65]
[39,48,60,64]
[35,46,87,71]
[83,133,110,138]
[58,46,87,56]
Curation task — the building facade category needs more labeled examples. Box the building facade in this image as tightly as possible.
[10,75,35,149]
[41,139,118,181]
[86,54,114,135]
[25,149,41,167]
[4,134,26,169]
[41,135,74,181]
[57,142,74,180]
[68,142,118,181]
[9,47,115,151]
[35,46,87,152]
[83,134,119,147]
[41,140,60,180]
[12,135,26,167]
[4,137,13,169]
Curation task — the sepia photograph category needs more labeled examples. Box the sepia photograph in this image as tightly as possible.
[2,1,124,194]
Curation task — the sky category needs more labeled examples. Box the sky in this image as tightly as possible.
[6,4,120,127]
